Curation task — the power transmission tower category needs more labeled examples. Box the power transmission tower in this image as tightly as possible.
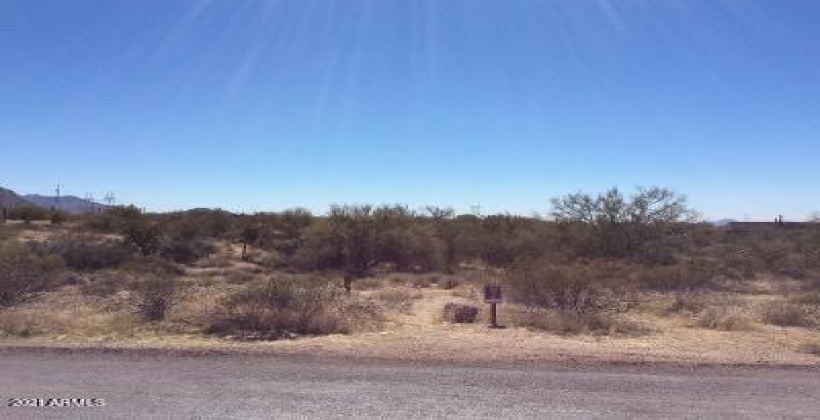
[104,192,115,206]
[85,193,95,213]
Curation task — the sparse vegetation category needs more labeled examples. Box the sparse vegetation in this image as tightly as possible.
[762,303,817,328]
[373,287,423,313]
[206,276,351,339]
[0,244,62,308]
[1,185,820,364]
[695,306,756,331]
[127,273,180,322]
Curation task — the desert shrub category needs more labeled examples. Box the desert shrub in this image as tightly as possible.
[127,273,179,322]
[82,205,144,233]
[511,307,650,336]
[373,287,423,313]
[799,341,820,356]
[0,310,43,337]
[695,306,755,331]
[225,270,256,284]
[451,286,478,300]
[336,297,385,329]
[409,275,436,288]
[668,289,710,313]
[119,257,185,277]
[254,252,287,270]
[0,245,62,308]
[754,240,792,272]
[80,273,124,297]
[49,239,134,271]
[630,239,679,266]
[195,256,232,269]
[506,258,633,313]
[159,208,235,240]
[123,220,163,256]
[442,303,478,323]
[761,303,816,328]
[352,277,386,290]
[160,239,215,264]
[792,291,820,306]
[439,276,462,290]
[634,259,718,292]
[718,245,762,280]
[6,206,49,223]
[207,276,347,339]
[49,210,68,225]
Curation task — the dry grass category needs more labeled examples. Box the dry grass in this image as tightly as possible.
[799,340,820,356]
[450,285,479,301]
[3,227,820,365]
[352,277,387,291]
[193,256,232,269]
[761,303,817,328]
[372,287,423,314]
[695,306,756,331]
[508,305,652,337]
[0,290,144,339]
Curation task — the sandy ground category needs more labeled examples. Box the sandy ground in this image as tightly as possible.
[2,287,819,367]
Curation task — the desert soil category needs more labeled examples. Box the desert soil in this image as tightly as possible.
[2,287,818,367]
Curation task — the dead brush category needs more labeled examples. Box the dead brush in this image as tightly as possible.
[761,303,817,328]
[667,289,711,314]
[195,256,232,269]
[0,309,42,337]
[695,306,756,331]
[509,306,650,336]
[372,287,423,313]
[799,340,820,356]
[352,277,387,291]
[0,293,142,339]
[205,276,358,340]
[450,285,479,301]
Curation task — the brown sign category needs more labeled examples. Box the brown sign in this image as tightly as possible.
[483,285,502,304]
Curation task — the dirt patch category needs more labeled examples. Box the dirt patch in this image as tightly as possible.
[3,286,819,367]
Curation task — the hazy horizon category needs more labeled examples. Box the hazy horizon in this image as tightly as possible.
[2,1,818,221]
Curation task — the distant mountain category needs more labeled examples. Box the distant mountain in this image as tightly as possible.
[710,218,738,226]
[0,186,34,209]
[24,194,107,214]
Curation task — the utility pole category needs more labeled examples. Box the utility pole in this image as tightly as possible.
[54,184,61,212]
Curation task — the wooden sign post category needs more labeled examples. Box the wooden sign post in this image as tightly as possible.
[483,284,503,328]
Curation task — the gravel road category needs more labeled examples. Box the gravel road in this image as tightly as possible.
[1,349,819,418]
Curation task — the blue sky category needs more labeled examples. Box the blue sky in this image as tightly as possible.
[1,1,819,220]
